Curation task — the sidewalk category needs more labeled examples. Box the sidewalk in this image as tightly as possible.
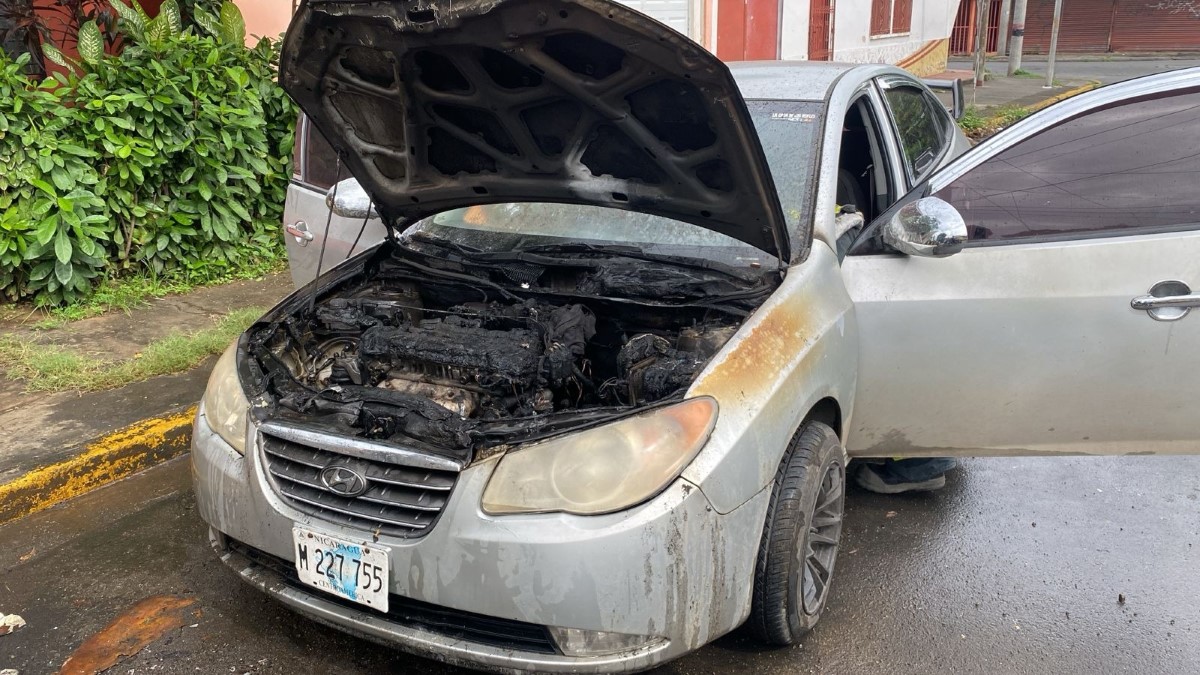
[0,273,293,524]
[939,55,1200,109]
[968,75,1098,110]
[927,67,1098,110]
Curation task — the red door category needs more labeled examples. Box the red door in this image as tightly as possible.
[717,0,781,61]
[808,0,835,61]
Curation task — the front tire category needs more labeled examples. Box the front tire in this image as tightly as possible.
[748,421,846,646]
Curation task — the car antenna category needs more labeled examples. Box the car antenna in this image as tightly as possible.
[310,153,343,314]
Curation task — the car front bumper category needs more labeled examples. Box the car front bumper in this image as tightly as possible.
[191,406,769,673]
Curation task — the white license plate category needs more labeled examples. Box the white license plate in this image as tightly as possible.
[292,526,389,613]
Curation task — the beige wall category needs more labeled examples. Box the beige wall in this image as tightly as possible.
[237,0,294,42]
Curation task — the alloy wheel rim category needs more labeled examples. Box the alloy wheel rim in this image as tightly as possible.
[800,462,844,615]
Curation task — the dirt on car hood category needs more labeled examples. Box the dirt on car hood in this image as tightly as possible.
[279,0,792,260]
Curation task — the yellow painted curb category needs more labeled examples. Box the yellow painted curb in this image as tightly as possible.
[0,405,196,525]
[1027,80,1102,113]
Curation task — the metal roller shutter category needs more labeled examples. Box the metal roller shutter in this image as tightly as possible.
[1022,0,1116,53]
[614,0,692,36]
[1110,0,1200,51]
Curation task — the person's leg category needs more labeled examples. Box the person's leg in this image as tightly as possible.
[854,458,958,494]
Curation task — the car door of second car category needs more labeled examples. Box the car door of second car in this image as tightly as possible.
[842,70,1200,458]
[282,115,386,287]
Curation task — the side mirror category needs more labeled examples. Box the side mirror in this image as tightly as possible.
[325,178,378,219]
[882,196,967,258]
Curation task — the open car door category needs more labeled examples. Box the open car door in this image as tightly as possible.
[843,68,1200,458]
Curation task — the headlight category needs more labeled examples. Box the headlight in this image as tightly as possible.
[481,397,717,516]
[203,341,249,455]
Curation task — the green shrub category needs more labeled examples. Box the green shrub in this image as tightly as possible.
[957,104,1034,142]
[0,1,295,305]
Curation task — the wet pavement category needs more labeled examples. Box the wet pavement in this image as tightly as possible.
[2,454,1198,674]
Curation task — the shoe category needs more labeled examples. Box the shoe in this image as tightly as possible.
[854,464,946,494]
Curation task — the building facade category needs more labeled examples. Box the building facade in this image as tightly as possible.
[235,0,960,75]
[619,0,959,74]
[950,0,1200,55]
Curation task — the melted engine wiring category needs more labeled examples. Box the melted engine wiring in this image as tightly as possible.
[383,256,522,301]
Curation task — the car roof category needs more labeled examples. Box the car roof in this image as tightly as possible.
[729,61,899,102]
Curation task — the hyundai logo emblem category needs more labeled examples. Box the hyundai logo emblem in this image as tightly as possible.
[320,464,368,497]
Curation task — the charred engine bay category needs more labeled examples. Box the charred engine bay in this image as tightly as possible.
[247,239,777,462]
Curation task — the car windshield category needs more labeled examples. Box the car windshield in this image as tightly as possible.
[405,100,824,267]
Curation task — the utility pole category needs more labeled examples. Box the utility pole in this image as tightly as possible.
[973,0,990,87]
[996,0,1013,54]
[1006,0,1028,75]
[1044,0,1064,88]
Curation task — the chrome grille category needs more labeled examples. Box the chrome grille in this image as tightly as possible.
[261,432,458,538]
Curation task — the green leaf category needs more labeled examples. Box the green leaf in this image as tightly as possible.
[54,227,73,264]
[245,155,269,175]
[55,259,75,286]
[227,199,252,222]
[160,0,183,35]
[35,217,58,245]
[201,31,223,57]
[109,0,146,35]
[78,20,105,66]
[29,260,54,282]
[219,2,246,45]
[30,179,57,196]
[77,234,98,258]
[147,15,169,43]
[58,144,92,157]
[51,170,76,192]
[41,43,69,68]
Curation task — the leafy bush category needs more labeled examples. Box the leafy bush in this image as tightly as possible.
[0,1,295,305]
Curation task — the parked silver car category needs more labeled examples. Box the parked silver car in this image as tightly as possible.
[192,0,1200,671]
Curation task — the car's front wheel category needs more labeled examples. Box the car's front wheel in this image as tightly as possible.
[748,421,846,646]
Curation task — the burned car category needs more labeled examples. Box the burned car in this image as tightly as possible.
[193,0,1200,671]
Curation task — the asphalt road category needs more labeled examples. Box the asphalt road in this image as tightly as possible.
[2,453,1198,675]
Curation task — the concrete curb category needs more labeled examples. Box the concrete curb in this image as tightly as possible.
[1026,80,1103,112]
[0,406,195,525]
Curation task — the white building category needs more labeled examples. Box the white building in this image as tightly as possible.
[615,0,960,75]
[237,0,960,76]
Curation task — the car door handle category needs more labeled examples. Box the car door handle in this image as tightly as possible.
[1131,294,1200,310]
[285,220,313,246]
[1131,280,1198,321]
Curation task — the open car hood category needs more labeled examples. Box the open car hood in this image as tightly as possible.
[280,0,792,260]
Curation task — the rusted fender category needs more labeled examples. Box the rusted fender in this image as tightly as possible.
[684,241,857,514]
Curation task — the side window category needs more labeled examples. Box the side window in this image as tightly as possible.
[305,122,342,190]
[294,114,342,190]
[882,85,946,182]
[935,88,1200,243]
[837,97,894,222]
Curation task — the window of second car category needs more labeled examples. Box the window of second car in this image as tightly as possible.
[883,84,945,182]
[934,87,1200,243]
[294,114,342,190]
